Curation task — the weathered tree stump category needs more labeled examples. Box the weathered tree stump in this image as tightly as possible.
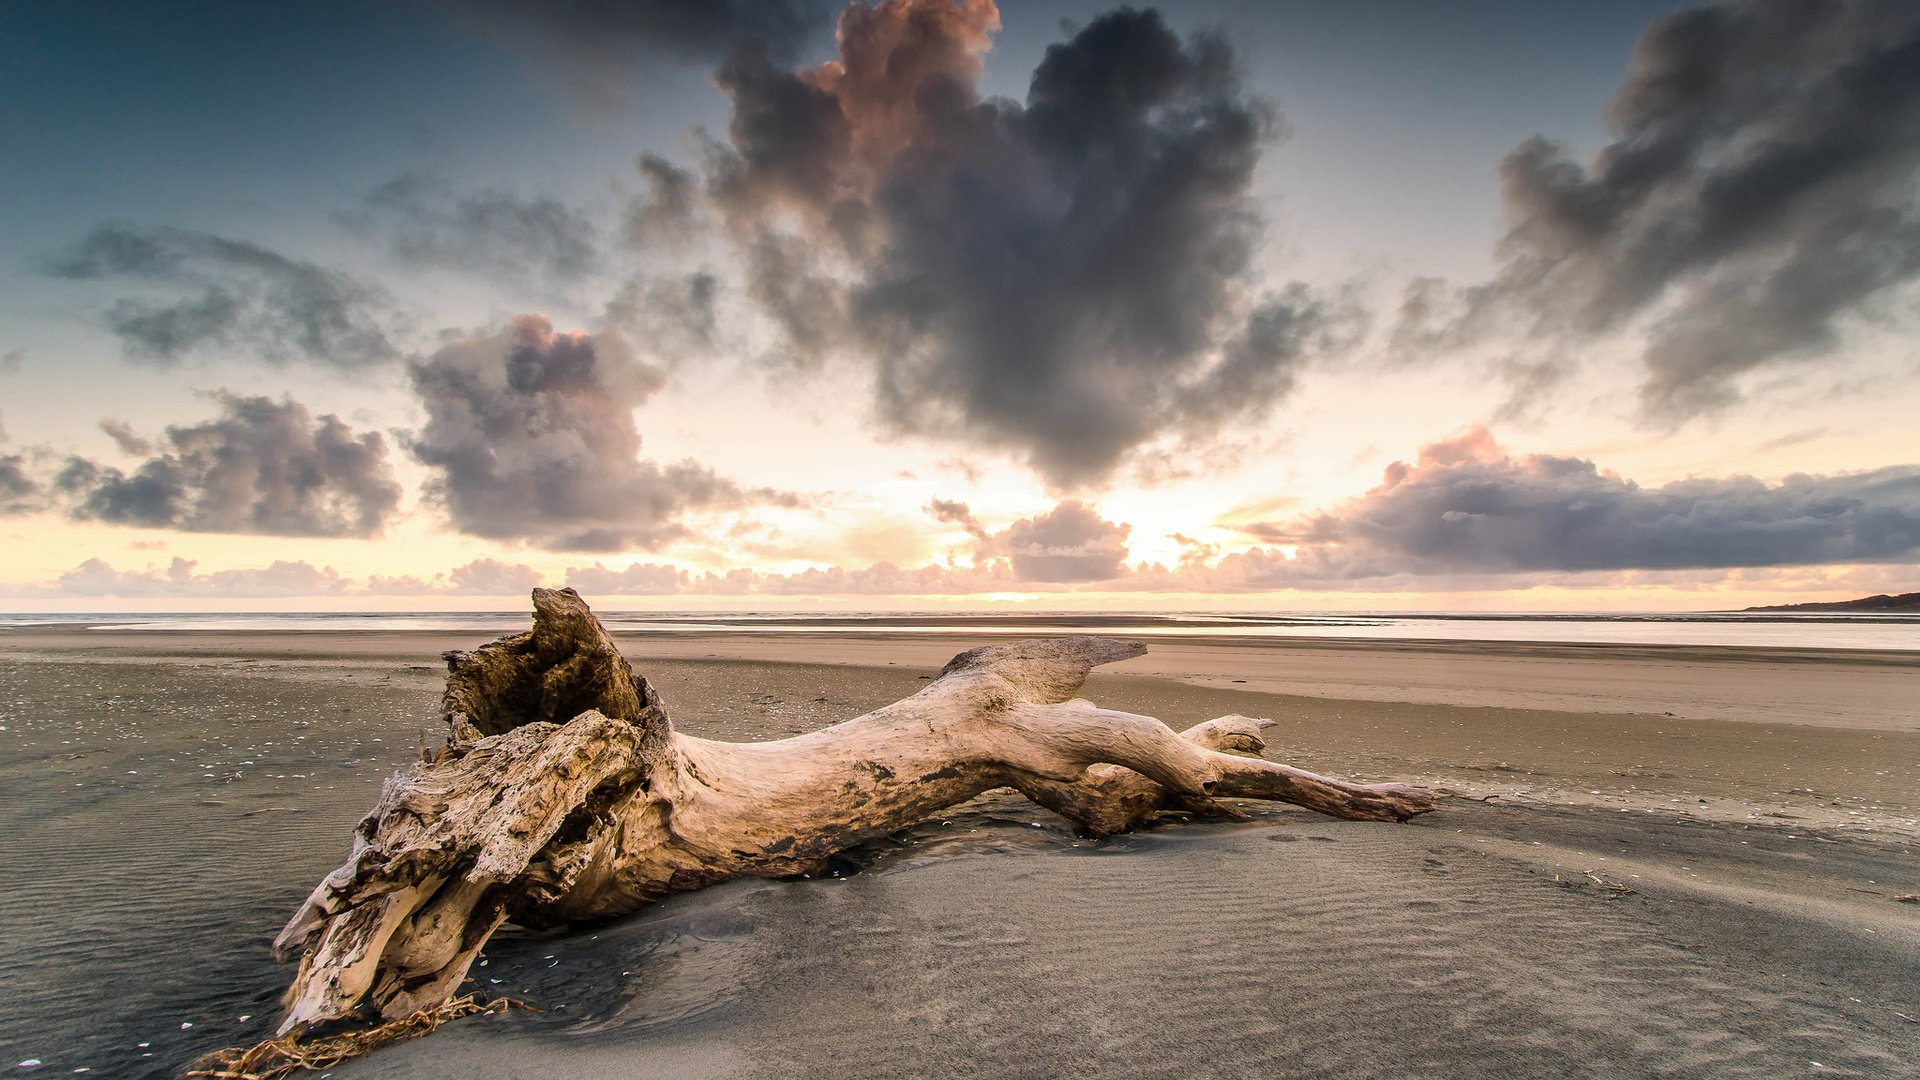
[271,588,1435,1033]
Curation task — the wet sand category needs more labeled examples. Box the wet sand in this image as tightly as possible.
[20,625,1920,728]
[0,628,1915,1077]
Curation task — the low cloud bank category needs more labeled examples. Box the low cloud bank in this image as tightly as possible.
[1230,427,1920,579]
[51,557,350,599]
[15,431,1919,599]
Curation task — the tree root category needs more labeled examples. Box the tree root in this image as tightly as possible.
[182,995,534,1079]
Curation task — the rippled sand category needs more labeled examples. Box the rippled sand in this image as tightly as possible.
[0,630,1914,1077]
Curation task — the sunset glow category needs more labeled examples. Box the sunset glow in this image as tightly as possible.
[3,0,1916,612]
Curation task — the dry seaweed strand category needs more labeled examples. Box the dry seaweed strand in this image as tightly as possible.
[182,994,535,1079]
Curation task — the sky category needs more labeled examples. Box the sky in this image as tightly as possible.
[2,0,1917,612]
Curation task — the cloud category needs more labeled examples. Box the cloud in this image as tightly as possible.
[698,2,1341,486]
[1169,531,1219,563]
[924,497,987,540]
[43,223,399,367]
[936,457,982,483]
[568,496,1131,594]
[448,556,544,594]
[1233,426,1920,579]
[1487,356,1569,425]
[0,454,39,515]
[408,314,786,550]
[562,558,1018,596]
[1754,427,1830,453]
[722,445,1920,589]
[366,557,546,595]
[19,547,1914,601]
[923,496,1131,580]
[565,561,688,595]
[990,499,1132,582]
[346,174,601,289]
[749,560,1014,594]
[30,556,545,599]
[601,272,722,366]
[56,393,401,536]
[54,557,350,598]
[440,0,834,109]
[98,419,153,456]
[627,155,703,247]
[1435,0,1920,420]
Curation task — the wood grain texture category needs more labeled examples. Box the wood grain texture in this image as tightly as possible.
[273,589,1435,1033]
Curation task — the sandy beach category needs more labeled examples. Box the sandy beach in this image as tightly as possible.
[17,1,1920,1077]
[1,627,1915,1077]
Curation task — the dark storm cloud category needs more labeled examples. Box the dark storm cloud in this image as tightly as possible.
[407,314,784,550]
[1235,427,1920,579]
[44,223,399,367]
[0,454,39,515]
[1451,0,1920,420]
[56,394,401,536]
[349,175,602,288]
[994,500,1131,582]
[439,0,834,108]
[701,2,1337,486]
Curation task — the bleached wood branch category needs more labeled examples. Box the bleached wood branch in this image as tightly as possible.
[272,589,1435,1034]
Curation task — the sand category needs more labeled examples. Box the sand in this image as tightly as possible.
[0,627,1915,1077]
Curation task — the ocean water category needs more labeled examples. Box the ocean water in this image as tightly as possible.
[2,609,1917,651]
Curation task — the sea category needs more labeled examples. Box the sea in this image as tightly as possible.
[2,608,1917,650]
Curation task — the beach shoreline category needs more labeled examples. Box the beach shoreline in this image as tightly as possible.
[6,626,1916,833]
[6,624,1918,725]
[2,629,1916,1077]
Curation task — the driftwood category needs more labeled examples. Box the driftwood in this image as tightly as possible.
[269,588,1435,1036]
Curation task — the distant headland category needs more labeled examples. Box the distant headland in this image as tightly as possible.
[1744,592,1920,612]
